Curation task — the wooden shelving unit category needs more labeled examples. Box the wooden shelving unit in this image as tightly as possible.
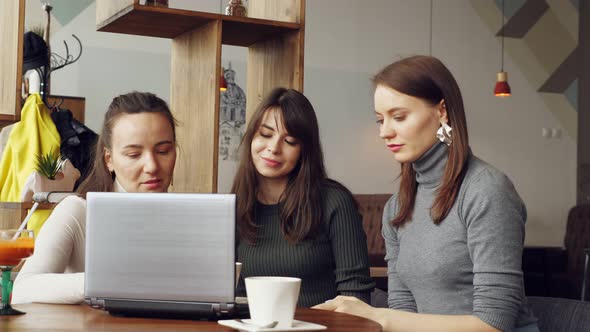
[0,0,25,126]
[96,0,305,193]
[97,4,300,46]
[0,114,19,128]
[0,202,56,229]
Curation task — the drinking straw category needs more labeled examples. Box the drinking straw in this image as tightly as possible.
[11,202,39,240]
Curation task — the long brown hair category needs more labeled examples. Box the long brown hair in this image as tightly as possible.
[373,55,470,226]
[232,87,335,244]
[76,91,177,197]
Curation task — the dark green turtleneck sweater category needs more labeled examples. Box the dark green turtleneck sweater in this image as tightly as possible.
[236,182,375,307]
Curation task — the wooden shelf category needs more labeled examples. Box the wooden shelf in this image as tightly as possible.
[97,4,301,47]
[0,202,57,210]
[0,202,57,229]
[221,15,300,46]
[0,114,18,121]
[96,0,305,193]
[21,202,57,210]
[1,95,86,128]
[0,114,18,127]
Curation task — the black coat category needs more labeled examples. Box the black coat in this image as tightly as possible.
[51,108,98,189]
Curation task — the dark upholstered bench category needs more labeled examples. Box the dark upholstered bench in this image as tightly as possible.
[354,194,391,291]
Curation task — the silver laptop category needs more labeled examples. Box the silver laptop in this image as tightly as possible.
[84,192,238,318]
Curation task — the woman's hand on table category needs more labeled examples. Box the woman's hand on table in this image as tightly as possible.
[313,295,382,325]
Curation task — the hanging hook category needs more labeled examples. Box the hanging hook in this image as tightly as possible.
[46,97,65,110]
[49,34,83,74]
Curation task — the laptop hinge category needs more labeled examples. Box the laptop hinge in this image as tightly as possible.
[85,297,106,310]
[212,303,234,314]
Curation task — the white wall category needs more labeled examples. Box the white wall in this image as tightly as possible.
[304,0,575,247]
[39,0,575,246]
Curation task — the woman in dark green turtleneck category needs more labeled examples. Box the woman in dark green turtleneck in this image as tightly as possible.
[232,87,374,307]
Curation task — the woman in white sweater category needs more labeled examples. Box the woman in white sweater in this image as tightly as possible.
[12,91,178,304]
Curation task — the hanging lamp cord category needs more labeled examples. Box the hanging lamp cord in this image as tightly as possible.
[501,0,505,72]
[429,0,433,56]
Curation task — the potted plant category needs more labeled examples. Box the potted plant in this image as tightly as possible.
[20,150,80,202]
[34,149,66,180]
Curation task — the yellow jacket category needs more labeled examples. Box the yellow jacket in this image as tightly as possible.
[0,94,61,235]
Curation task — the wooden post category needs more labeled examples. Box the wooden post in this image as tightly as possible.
[170,20,222,193]
[0,0,25,122]
[246,0,305,122]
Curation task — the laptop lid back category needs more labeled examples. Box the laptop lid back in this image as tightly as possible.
[85,192,235,305]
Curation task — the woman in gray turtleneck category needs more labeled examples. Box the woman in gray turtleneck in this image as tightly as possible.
[315,56,539,332]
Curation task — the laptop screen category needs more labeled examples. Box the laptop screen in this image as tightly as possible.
[85,192,236,304]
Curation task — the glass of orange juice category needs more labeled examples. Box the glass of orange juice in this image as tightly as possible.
[0,229,34,316]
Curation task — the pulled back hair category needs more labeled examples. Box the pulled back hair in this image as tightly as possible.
[77,91,177,197]
[232,87,341,244]
[373,55,470,226]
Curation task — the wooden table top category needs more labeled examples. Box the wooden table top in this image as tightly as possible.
[1,303,383,332]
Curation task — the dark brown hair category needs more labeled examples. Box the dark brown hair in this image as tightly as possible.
[373,55,470,226]
[232,87,338,244]
[76,91,177,197]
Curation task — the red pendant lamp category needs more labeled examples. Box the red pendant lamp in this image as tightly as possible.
[495,0,511,97]
[495,72,511,97]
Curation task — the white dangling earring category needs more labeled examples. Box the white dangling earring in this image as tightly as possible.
[436,122,452,146]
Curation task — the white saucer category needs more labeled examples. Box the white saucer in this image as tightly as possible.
[218,319,327,332]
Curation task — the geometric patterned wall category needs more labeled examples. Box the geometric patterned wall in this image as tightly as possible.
[472,0,578,139]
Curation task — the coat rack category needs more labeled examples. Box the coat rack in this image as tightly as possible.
[37,3,83,104]
[49,35,83,73]
[39,34,83,104]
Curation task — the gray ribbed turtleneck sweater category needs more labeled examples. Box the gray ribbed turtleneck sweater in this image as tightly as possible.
[382,142,537,332]
[236,182,375,307]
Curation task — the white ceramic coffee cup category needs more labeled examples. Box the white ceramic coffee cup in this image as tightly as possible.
[245,276,301,328]
[235,262,242,287]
